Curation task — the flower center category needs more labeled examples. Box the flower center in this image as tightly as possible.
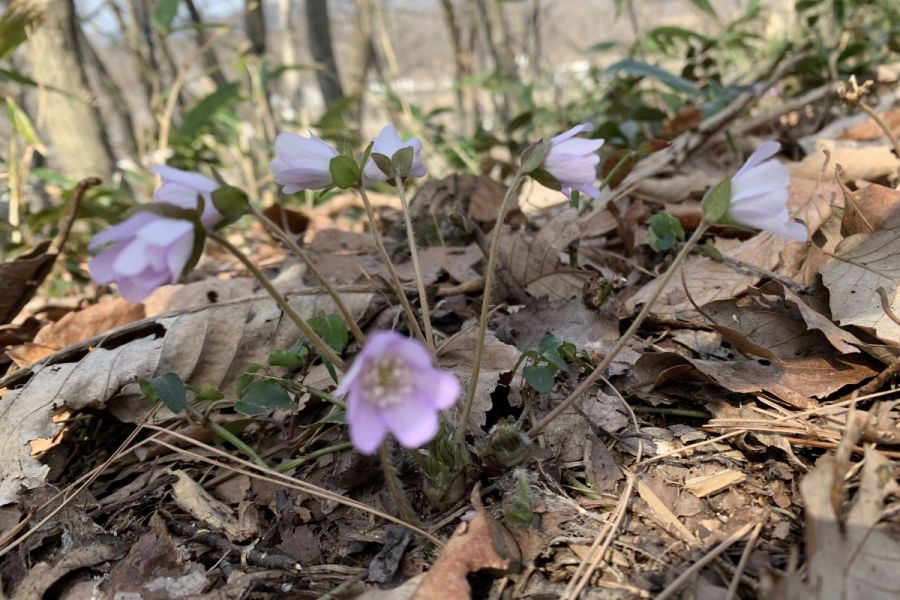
[361,356,413,408]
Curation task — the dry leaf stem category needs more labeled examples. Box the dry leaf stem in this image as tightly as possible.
[394,174,435,350]
[356,185,425,343]
[457,169,526,444]
[251,205,367,345]
[209,232,347,371]
[527,221,710,439]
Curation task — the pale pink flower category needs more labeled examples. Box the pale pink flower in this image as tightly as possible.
[151,165,222,230]
[363,125,427,181]
[336,331,460,454]
[270,132,339,193]
[542,123,605,199]
[89,213,198,302]
[729,141,807,241]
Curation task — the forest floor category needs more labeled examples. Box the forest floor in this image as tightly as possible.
[1,74,899,600]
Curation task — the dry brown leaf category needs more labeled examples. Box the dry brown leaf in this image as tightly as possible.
[170,470,258,543]
[697,285,858,360]
[412,488,518,599]
[839,107,900,141]
[636,476,700,545]
[820,229,900,347]
[143,278,256,316]
[0,291,373,505]
[6,299,148,367]
[438,328,519,431]
[769,419,900,599]
[842,183,900,235]
[684,469,746,498]
[395,245,481,285]
[306,229,387,284]
[0,242,55,326]
[633,352,876,409]
[492,298,618,353]
[788,144,900,183]
[627,233,786,319]
[13,543,126,600]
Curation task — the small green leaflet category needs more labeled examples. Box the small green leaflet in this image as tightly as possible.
[235,380,295,416]
[139,372,187,414]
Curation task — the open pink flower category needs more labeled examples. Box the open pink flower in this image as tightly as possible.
[336,331,460,454]
[89,212,198,302]
[728,141,807,241]
[89,165,219,302]
[542,123,605,199]
[270,132,339,193]
[151,165,222,230]
[363,125,427,181]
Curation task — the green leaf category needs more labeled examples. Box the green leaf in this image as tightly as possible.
[0,68,38,87]
[391,146,414,178]
[5,96,45,153]
[688,0,717,17]
[607,59,698,94]
[537,333,563,355]
[520,139,550,174]
[268,348,307,369]
[210,185,249,226]
[529,168,561,191]
[329,155,361,189]
[647,212,686,252]
[179,82,241,139]
[370,152,394,179]
[139,373,187,413]
[309,313,348,353]
[235,380,294,416]
[0,2,38,60]
[587,41,618,53]
[235,363,263,398]
[153,0,182,33]
[701,178,732,224]
[523,365,556,393]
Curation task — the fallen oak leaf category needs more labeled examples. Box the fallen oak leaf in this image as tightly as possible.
[0,178,99,325]
[412,486,520,600]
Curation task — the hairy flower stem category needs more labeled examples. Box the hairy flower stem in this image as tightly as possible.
[456,169,525,444]
[206,419,269,468]
[210,232,347,371]
[379,442,424,528]
[394,174,435,350]
[527,221,709,439]
[356,185,425,343]
[251,206,366,346]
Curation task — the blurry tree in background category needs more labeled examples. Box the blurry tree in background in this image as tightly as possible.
[26,0,115,180]
[0,0,898,263]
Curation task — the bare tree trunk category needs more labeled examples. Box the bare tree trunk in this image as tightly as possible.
[474,0,518,122]
[107,0,155,118]
[184,0,229,87]
[28,0,115,180]
[245,0,267,56]
[277,0,303,116]
[78,27,141,159]
[438,0,473,132]
[305,0,345,107]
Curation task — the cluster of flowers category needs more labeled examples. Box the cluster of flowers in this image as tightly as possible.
[88,123,807,453]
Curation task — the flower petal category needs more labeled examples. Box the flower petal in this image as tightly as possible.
[416,368,460,410]
[730,187,789,214]
[553,137,605,156]
[136,217,194,247]
[117,270,171,302]
[731,160,789,201]
[550,122,594,145]
[380,394,439,449]
[734,141,781,179]
[89,245,124,284]
[347,391,388,454]
[112,238,151,277]
[88,213,156,251]
[165,230,195,279]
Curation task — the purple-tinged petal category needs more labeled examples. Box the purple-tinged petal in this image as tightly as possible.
[550,123,594,145]
[730,187,789,214]
[380,395,440,449]
[732,161,789,200]
[136,217,194,246]
[734,141,781,179]
[553,137,605,156]
[88,213,156,251]
[89,245,124,284]
[165,230,195,279]
[112,238,152,277]
[116,269,171,302]
[347,393,388,455]
[417,369,460,410]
